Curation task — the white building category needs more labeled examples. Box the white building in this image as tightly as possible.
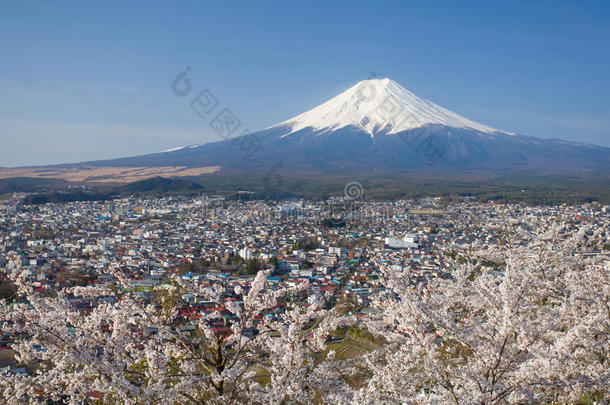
[328,246,347,256]
[385,234,419,249]
[240,247,254,260]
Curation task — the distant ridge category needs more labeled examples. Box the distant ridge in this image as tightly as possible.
[118,176,204,193]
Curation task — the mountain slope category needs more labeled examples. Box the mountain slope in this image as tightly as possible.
[8,78,610,179]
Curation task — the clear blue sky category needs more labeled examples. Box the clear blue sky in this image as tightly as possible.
[1,0,609,166]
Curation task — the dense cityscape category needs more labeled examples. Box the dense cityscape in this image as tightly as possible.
[2,196,607,310]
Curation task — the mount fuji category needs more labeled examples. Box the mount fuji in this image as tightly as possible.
[12,78,610,181]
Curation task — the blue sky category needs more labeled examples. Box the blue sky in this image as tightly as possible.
[1,0,609,166]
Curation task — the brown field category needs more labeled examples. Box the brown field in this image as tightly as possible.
[0,165,220,183]
[411,208,447,215]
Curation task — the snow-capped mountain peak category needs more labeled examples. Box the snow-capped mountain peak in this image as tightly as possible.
[275,78,513,137]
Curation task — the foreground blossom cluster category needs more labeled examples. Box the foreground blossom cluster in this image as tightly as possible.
[1,221,608,404]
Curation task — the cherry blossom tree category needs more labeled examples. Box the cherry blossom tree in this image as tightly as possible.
[347,222,609,404]
[0,267,347,404]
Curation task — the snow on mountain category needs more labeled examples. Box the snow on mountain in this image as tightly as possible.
[161,144,201,153]
[162,146,187,153]
[274,78,514,137]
